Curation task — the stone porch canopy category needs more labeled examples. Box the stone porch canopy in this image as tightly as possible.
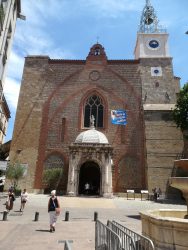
[67,126,113,197]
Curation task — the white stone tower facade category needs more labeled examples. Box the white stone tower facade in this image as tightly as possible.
[0,0,24,143]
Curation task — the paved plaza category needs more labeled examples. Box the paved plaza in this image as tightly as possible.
[0,193,186,250]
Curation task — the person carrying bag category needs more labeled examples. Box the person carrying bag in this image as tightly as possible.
[48,190,61,232]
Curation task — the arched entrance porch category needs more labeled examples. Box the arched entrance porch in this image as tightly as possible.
[67,126,113,197]
[78,161,101,195]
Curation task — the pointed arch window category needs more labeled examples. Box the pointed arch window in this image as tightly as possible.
[83,95,104,128]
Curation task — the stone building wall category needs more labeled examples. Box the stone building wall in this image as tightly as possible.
[9,47,147,193]
[9,46,183,195]
[139,58,179,104]
[139,57,183,194]
[9,56,50,191]
[144,110,183,193]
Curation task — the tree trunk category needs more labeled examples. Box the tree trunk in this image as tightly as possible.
[183,130,188,158]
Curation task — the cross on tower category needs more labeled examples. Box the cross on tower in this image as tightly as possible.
[146,0,151,5]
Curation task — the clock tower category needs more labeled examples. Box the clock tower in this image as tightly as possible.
[134,0,169,59]
[135,0,182,196]
[134,0,179,104]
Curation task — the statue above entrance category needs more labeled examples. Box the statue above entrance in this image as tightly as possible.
[90,115,95,129]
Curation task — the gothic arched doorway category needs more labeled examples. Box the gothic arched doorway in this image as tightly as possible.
[78,161,101,195]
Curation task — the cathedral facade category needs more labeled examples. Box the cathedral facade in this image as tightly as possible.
[9,1,183,196]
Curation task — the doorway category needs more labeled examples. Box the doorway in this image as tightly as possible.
[79,161,101,195]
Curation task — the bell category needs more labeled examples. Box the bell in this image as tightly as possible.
[145,17,153,25]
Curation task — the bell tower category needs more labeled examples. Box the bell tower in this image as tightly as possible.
[134,0,179,105]
[134,0,169,59]
[135,1,182,197]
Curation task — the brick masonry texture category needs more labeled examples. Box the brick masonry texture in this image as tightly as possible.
[9,45,183,195]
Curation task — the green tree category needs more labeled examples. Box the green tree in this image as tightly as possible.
[173,82,188,157]
[6,162,25,190]
[42,168,63,192]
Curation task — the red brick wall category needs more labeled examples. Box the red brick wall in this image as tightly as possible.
[10,48,146,193]
[34,57,146,192]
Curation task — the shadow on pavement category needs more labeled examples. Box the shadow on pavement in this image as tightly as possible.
[154,199,186,205]
[36,229,50,233]
[126,215,141,220]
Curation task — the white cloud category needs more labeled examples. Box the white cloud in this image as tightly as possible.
[21,0,142,23]
[82,0,143,17]
[20,1,46,27]
[4,77,20,110]
[15,0,142,61]
[5,0,142,112]
[6,51,25,80]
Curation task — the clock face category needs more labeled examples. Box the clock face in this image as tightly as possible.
[148,39,160,49]
[154,69,159,74]
[151,67,162,77]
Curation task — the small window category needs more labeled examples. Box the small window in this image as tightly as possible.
[7,23,12,39]
[0,3,5,31]
[61,118,66,142]
[83,95,104,128]
[2,40,8,65]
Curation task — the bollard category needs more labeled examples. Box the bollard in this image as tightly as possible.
[65,211,69,221]
[3,211,8,221]
[94,211,98,221]
[34,212,39,221]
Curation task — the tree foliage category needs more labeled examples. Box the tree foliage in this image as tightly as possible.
[42,168,63,190]
[6,162,25,190]
[173,82,188,132]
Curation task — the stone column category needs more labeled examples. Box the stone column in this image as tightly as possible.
[103,152,113,198]
[67,153,76,196]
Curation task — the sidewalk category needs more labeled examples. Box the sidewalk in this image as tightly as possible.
[0,194,186,250]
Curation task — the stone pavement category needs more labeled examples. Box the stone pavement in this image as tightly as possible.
[0,193,186,250]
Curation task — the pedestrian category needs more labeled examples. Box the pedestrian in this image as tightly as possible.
[8,185,14,193]
[85,182,90,195]
[0,171,5,192]
[6,189,15,212]
[20,189,28,212]
[48,190,60,233]
[152,187,162,202]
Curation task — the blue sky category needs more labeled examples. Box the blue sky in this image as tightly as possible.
[3,0,188,142]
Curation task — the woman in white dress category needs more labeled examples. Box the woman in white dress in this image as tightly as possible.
[20,189,28,211]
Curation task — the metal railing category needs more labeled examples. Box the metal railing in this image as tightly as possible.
[64,240,72,250]
[107,221,136,250]
[108,221,155,250]
[58,240,72,250]
[95,220,123,250]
